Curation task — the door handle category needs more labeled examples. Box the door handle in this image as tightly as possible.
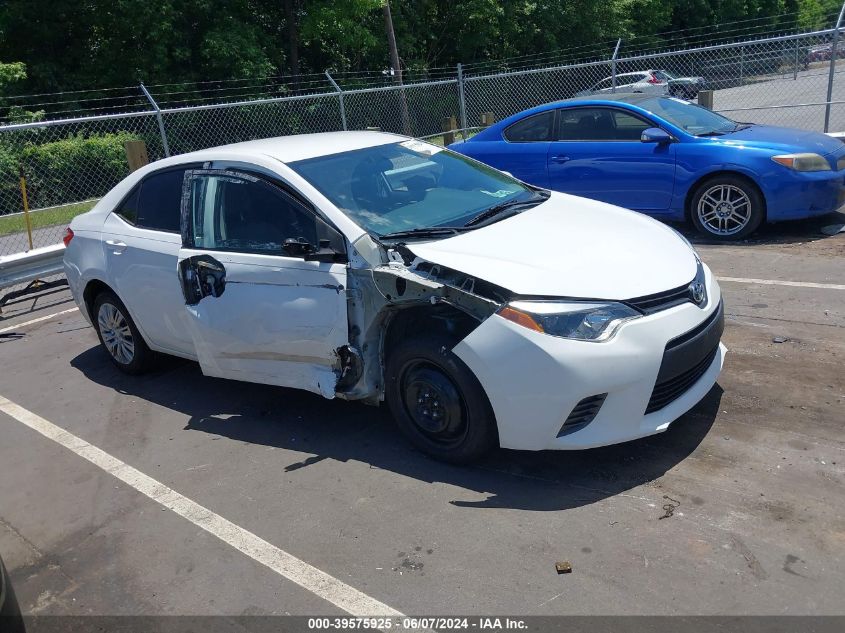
[550,155,571,164]
[105,239,127,254]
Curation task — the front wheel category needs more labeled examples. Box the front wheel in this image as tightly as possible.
[689,175,765,240]
[385,335,498,463]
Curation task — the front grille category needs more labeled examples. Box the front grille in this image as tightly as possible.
[626,283,692,315]
[646,345,718,414]
[558,393,607,437]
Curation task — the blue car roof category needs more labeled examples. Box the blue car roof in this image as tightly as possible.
[466,93,665,142]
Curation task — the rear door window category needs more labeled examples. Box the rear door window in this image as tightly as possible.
[136,169,188,233]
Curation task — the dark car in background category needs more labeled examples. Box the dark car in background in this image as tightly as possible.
[0,555,24,632]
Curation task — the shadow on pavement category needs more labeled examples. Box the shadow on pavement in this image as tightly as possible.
[671,209,844,246]
[70,346,721,512]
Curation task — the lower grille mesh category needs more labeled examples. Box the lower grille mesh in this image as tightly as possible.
[646,345,718,414]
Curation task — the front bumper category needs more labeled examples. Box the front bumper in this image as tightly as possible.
[764,168,845,221]
[453,267,725,451]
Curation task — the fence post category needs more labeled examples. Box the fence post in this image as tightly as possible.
[739,46,745,84]
[457,63,468,137]
[825,3,845,132]
[794,38,800,80]
[611,39,622,93]
[325,71,348,131]
[140,83,170,157]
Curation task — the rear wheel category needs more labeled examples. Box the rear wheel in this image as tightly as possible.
[93,291,154,374]
[385,335,497,463]
[690,175,764,241]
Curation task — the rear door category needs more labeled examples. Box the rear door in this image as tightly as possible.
[101,165,199,355]
[176,169,349,398]
[546,106,676,211]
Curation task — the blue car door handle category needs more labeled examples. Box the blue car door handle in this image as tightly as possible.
[550,155,570,163]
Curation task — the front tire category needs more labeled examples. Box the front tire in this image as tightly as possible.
[93,290,154,374]
[690,175,764,241]
[385,334,497,463]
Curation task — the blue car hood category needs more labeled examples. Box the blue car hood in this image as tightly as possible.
[718,125,844,156]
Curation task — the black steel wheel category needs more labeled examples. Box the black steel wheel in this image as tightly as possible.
[385,334,497,463]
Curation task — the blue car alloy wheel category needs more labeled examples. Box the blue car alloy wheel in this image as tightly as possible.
[690,175,765,240]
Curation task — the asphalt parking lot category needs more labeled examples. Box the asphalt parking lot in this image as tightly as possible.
[0,213,844,619]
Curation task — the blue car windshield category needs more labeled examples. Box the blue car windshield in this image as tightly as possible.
[639,97,739,136]
[289,140,543,238]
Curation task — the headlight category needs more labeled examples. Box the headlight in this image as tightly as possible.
[498,301,640,342]
[772,153,831,171]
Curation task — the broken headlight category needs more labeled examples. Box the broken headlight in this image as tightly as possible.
[498,301,640,342]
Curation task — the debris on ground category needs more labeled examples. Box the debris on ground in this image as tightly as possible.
[821,223,845,235]
[772,336,788,343]
[659,495,681,520]
[555,561,572,574]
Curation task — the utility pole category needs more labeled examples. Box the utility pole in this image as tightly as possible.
[383,1,411,134]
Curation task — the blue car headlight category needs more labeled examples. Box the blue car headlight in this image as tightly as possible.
[772,153,831,172]
[498,301,641,342]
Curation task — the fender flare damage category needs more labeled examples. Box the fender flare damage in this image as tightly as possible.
[334,252,509,403]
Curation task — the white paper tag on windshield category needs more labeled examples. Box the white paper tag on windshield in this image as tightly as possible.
[400,139,443,155]
[481,189,517,198]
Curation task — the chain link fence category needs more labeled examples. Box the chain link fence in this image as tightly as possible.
[3,23,845,262]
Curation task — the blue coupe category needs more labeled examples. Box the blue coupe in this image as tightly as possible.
[448,94,845,240]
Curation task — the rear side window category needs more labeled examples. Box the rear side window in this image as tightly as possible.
[115,187,140,225]
[115,167,195,232]
[503,111,555,142]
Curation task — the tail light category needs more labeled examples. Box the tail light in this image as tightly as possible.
[62,227,74,247]
[647,73,661,84]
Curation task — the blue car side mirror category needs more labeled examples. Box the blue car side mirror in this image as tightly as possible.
[641,127,672,144]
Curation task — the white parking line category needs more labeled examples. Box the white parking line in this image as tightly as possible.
[0,307,79,334]
[717,276,845,291]
[0,394,403,617]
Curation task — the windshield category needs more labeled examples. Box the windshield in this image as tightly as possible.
[288,140,541,237]
[638,96,739,136]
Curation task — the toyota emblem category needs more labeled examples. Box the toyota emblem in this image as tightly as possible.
[690,281,706,305]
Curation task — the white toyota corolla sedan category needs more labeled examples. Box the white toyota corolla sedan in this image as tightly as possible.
[64,131,726,462]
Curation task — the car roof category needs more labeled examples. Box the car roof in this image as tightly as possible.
[567,93,658,105]
[177,130,408,164]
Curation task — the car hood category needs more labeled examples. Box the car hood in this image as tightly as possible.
[406,192,698,299]
[718,124,844,156]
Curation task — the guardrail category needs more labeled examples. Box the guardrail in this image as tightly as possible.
[0,243,67,312]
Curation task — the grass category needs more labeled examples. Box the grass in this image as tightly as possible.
[0,199,98,237]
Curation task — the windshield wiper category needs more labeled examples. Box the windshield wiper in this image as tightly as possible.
[696,130,727,137]
[464,193,548,228]
[378,226,466,241]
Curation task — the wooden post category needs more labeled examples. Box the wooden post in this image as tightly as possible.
[480,111,496,127]
[124,140,149,173]
[442,116,457,145]
[698,90,714,110]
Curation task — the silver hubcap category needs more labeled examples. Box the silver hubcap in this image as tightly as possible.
[697,184,752,236]
[97,302,135,365]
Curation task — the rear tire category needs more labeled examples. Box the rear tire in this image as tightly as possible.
[689,175,764,241]
[92,290,154,374]
[385,334,497,463]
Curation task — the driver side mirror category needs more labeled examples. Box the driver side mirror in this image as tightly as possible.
[641,127,672,144]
